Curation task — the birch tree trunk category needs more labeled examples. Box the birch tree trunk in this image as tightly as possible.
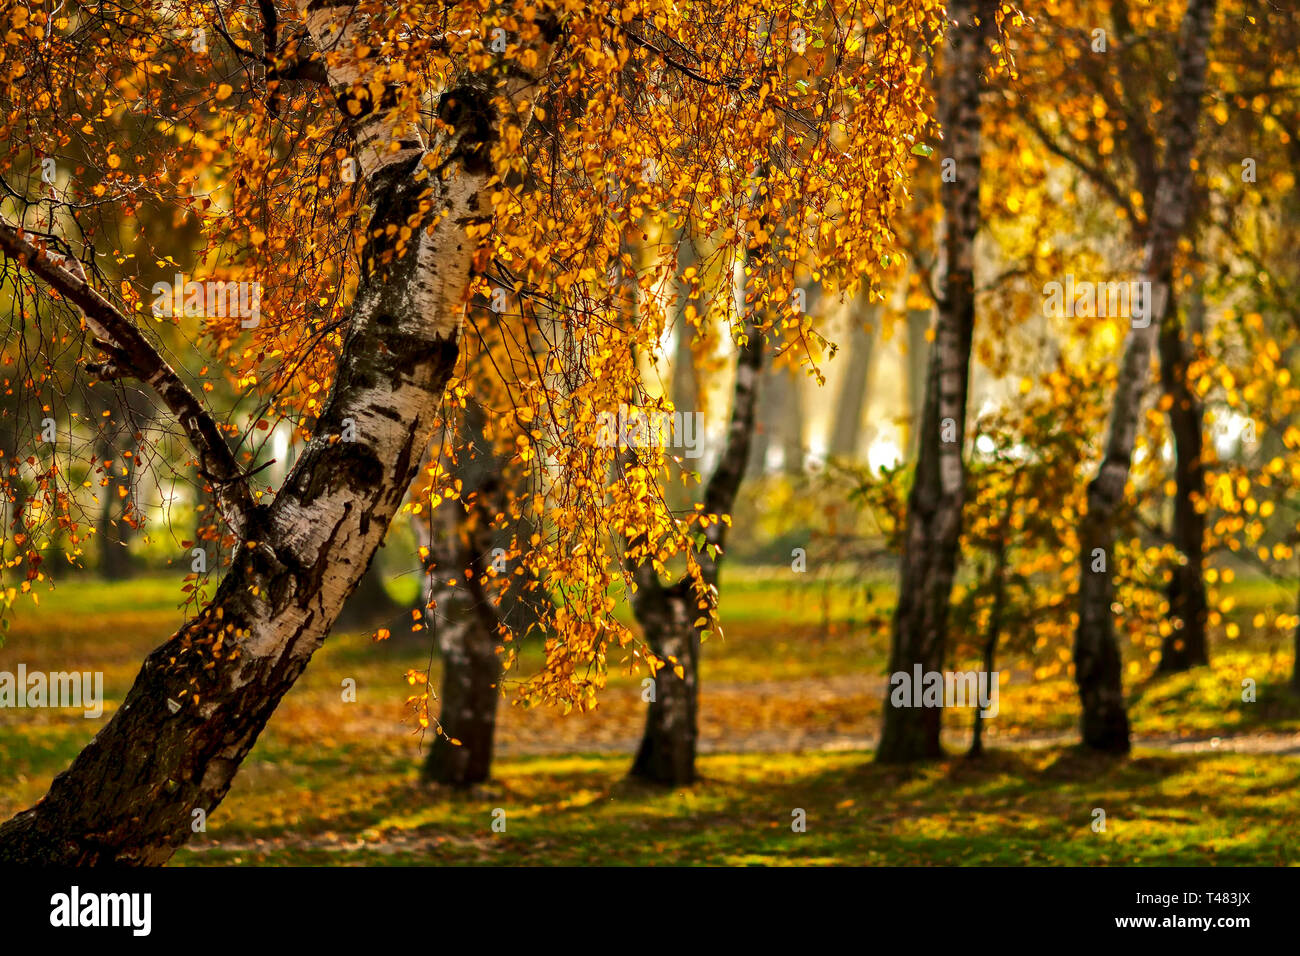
[968,477,1016,758]
[671,244,700,421]
[1073,0,1216,752]
[629,577,702,785]
[876,0,990,764]
[0,3,552,864]
[829,300,878,461]
[780,368,807,476]
[415,507,506,786]
[94,415,136,581]
[905,307,932,461]
[417,398,541,787]
[630,300,765,786]
[668,244,702,512]
[1157,275,1209,672]
[748,364,795,476]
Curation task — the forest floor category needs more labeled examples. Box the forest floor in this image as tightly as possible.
[2,571,1298,864]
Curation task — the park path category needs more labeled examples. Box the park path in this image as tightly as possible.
[497,726,1300,758]
[306,670,1300,758]
[487,672,1300,758]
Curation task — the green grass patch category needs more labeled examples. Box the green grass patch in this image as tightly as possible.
[172,748,1300,866]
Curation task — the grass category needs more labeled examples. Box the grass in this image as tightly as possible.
[2,568,1300,865]
[171,748,1299,865]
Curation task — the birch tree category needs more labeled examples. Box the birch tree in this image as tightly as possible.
[0,0,942,861]
[628,249,766,786]
[1015,0,1223,678]
[1070,0,1217,752]
[414,395,543,787]
[877,0,1001,763]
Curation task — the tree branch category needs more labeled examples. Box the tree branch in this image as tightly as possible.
[902,237,944,308]
[1020,111,1138,226]
[0,220,256,537]
[210,2,328,87]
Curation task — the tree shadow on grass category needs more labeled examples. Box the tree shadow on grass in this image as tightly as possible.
[187,746,1300,865]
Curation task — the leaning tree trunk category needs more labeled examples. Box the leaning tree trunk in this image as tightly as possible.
[0,183,471,862]
[630,257,766,786]
[876,0,990,764]
[1156,276,1209,672]
[0,1,547,863]
[1073,0,1215,752]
